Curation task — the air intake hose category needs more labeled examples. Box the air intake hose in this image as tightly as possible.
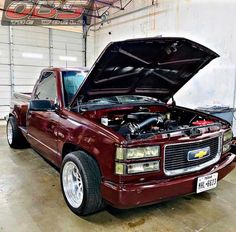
[129,117,163,134]
[118,116,164,137]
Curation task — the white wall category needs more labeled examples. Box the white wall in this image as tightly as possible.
[86,30,95,67]
[87,0,236,131]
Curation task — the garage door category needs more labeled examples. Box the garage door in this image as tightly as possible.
[0,26,10,119]
[51,30,84,67]
[0,26,84,119]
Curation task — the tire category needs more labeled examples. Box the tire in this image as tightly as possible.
[6,116,29,149]
[60,151,105,216]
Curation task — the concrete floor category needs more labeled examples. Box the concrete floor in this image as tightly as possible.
[0,125,236,232]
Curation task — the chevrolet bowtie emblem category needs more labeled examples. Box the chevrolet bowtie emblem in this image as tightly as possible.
[194,150,208,159]
[188,147,210,161]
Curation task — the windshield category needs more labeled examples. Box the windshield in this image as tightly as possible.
[62,71,88,106]
[86,95,161,105]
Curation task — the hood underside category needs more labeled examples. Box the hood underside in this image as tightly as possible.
[71,37,219,106]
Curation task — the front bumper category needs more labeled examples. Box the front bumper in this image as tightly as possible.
[101,153,236,209]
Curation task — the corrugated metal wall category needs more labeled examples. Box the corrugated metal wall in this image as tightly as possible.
[0,26,10,119]
[0,26,84,119]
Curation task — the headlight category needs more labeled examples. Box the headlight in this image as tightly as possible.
[223,130,233,143]
[127,161,160,174]
[115,161,160,175]
[115,163,125,175]
[223,143,231,153]
[116,146,160,160]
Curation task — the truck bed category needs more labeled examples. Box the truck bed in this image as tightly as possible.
[9,92,31,129]
[14,92,31,101]
[10,92,31,109]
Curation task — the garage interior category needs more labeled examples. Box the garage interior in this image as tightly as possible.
[0,0,236,231]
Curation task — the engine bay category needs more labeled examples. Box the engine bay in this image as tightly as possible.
[82,105,223,140]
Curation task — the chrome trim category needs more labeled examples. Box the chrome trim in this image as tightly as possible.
[163,135,222,176]
[19,126,27,137]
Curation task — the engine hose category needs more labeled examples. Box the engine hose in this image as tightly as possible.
[119,116,164,137]
[137,117,160,130]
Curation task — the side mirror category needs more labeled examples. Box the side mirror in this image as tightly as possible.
[29,100,54,112]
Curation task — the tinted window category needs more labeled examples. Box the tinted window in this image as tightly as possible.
[62,71,87,106]
[35,72,57,101]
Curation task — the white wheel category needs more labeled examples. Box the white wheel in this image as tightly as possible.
[7,120,13,145]
[60,151,105,215]
[62,161,84,208]
[6,117,28,148]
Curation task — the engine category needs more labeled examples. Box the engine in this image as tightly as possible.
[117,112,190,139]
[83,106,218,140]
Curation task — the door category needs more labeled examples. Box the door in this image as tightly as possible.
[27,71,59,164]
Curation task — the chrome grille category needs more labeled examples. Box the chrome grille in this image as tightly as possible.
[164,136,221,176]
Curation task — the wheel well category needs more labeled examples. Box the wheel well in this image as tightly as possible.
[61,143,103,176]
[8,113,18,122]
[9,113,14,118]
[62,143,80,160]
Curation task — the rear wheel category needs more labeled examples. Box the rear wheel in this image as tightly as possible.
[61,151,105,216]
[7,116,28,149]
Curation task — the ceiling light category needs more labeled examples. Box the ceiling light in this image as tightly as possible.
[59,56,77,62]
[22,53,43,59]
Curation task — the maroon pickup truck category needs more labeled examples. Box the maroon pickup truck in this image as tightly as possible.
[7,37,236,216]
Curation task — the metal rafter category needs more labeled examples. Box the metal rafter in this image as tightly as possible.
[95,0,121,10]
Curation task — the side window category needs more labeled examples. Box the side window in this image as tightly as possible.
[35,72,57,101]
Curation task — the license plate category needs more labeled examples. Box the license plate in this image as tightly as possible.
[196,173,218,194]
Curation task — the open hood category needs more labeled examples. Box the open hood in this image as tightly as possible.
[71,37,219,106]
